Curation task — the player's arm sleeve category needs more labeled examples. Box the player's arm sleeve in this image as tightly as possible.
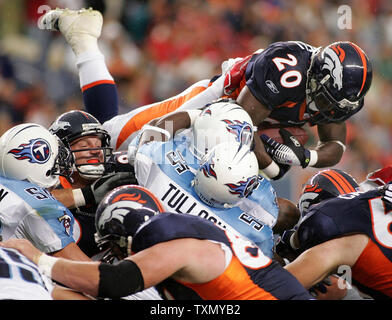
[20,210,75,254]
[296,210,338,251]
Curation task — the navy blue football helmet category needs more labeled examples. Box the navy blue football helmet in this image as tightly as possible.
[94,184,164,262]
[49,110,113,179]
[306,41,372,125]
[298,168,359,217]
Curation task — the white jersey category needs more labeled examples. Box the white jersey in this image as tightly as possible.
[101,58,243,151]
[0,177,76,253]
[131,132,278,258]
[0,247,54,300]
[103,78,223,151]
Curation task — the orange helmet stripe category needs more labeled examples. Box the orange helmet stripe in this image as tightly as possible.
[350,42,368,97]
[320,170,356,194]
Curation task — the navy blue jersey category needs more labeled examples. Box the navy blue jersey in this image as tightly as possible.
[298,188,390,255]
[245,41,316,126]
[131,213,312,300]
[57,151,135,258]
[297,188,392,298]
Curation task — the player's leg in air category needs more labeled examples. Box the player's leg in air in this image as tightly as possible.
[40,8,118,123]
[40,8,232,151]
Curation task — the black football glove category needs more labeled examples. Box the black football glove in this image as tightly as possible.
[81,172,138,206]
[260,128,311,168]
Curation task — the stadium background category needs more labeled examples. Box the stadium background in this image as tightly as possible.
[0,0,390,203]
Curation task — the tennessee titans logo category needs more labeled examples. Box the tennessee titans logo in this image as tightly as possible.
[226,175,259,198]
[221,119,253,146]
[200,158,217,179]
[201,107,212,116]
[58,213,72,236]
[8,139,51,164]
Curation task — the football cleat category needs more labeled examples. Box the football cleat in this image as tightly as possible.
[39,8,103,55]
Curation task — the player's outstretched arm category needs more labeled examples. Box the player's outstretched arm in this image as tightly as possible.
[284,234,369,289]
[314,122,347,167]
[0,237,226,299]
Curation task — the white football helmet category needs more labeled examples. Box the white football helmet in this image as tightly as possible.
[192,142,260,208]
[190,100,255,159]
[0,123,72,188]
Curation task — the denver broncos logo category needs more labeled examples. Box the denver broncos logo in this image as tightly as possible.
[49,120,71,134]
[112,193,147,205]
[303,183,322,193]
[8,139,51,164]
[226,175,259,198]
[221,119,253,146]
[331,44,345,63]
[109,186,165,213]
[321,46,344,90]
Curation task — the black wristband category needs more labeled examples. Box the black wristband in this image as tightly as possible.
[98,260,144,298]
[81,185,95,206]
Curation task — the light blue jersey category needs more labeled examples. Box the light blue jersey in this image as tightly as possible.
[132,133,279,258]
[0,177,75,253]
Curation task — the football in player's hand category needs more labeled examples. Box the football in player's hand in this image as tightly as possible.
[257,126,309,146]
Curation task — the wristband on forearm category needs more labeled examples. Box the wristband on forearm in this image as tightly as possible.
[261,161,280,179]
[36,253,58,278]
[76,187,95,207]
[308,150,318,167]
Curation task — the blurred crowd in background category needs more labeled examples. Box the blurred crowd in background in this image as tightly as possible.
[0,0,391,201]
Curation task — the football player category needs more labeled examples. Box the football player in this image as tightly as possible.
[130,100,280,258]
[0,184,313,300]
[0,123,89,261]
[49,110,137,258]
[279,169,392,299]
[0,247,92,300]
[39,8,373,181]
[47,111,163,300]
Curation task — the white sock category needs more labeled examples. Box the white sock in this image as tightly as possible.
[76,50,114,89]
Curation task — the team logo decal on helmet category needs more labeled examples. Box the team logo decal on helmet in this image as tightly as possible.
[94,185,164,262]
[48,121,71,133]
[226,175,259,198]
[200,156,217,179]
[321,45,344,90]
[222,119,253,146]
[108,185,165,213]
[306,41,372,125]
[8,139,51,164]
